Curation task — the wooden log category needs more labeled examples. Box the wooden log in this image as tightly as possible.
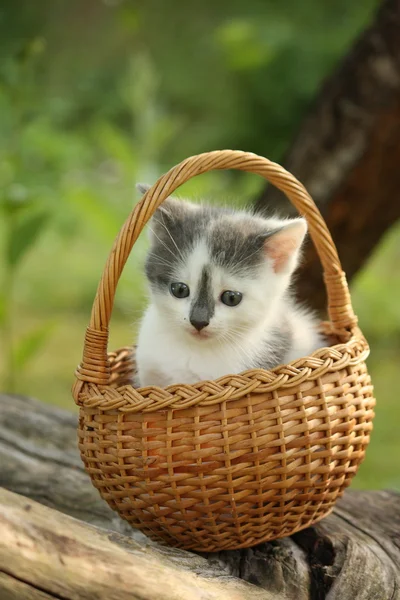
[0,488,272,600]
[0,571,55,600]
[1,393,399,599]
[0,392,136,537]
[255,0,400,312]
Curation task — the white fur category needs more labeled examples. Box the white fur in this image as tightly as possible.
[136,219,323,387]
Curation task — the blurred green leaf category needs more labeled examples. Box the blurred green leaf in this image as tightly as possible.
[118,6,140,32]
[7,211,50,267]
[13,320,55,370]
[215,19,273,70]
[17,37,46,65]
[65,186,122,241]
[95,121,135,172]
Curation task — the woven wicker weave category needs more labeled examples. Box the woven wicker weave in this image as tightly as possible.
[73,150,375,552]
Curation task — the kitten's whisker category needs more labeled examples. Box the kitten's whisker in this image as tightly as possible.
[231,324,253,333]
[150,253,175,266]
[220,331,255,364]
[232,246,264,270]
[148,226,181,263]
[158,216,185,262]
[150,257,175,269]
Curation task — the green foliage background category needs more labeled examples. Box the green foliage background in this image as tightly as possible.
[0,0,399,489]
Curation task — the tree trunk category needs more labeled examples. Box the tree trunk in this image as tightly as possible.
[256,0,400,312]
[1,393,400,599]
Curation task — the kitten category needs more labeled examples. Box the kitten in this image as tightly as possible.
[135,185,323,387]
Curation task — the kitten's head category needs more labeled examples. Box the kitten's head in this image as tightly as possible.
[138,184,307,343]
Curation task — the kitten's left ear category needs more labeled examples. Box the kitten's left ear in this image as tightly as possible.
[136,182,198,244]
[136,183,151,195]
[136,182,186,219]
[263,218,308,274]
[136,182,198,218]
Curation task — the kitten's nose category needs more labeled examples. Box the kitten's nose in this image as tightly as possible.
[190,318,209,331]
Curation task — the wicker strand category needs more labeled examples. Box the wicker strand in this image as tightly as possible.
[75,327,110,384]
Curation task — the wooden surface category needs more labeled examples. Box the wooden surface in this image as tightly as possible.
[256,0,400,313]
[1,393,399,599]
[0,488,271,600]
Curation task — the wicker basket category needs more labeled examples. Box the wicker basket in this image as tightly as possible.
[73,150,375,552]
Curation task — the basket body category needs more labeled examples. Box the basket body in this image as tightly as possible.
[78,339,374,552]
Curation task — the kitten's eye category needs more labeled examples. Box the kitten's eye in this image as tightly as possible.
[220,291,242,307]
[170,282,190,299]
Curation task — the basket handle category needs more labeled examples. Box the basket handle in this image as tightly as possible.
[75,150,357,386]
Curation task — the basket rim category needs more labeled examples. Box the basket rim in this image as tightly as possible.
[74,326,370,413]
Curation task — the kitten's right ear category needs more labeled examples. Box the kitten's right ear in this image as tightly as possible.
[263,218,307,275]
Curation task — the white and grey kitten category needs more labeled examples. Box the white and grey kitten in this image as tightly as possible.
[136,185,323,387]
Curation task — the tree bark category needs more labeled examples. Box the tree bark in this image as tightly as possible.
[256,0,400,312]
[1,393,399,599]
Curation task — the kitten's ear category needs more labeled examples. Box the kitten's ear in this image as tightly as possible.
[136,183,151,195]
[136,182,199,218]
[137,182,196,242]
[263,218,307,274]
[136,182,182,220]
[153,196,185,225]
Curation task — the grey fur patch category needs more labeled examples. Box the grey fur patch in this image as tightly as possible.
[140,188,283,291]
[145,200,204,290]
[208,221,277,275]
[190,266,214,325]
